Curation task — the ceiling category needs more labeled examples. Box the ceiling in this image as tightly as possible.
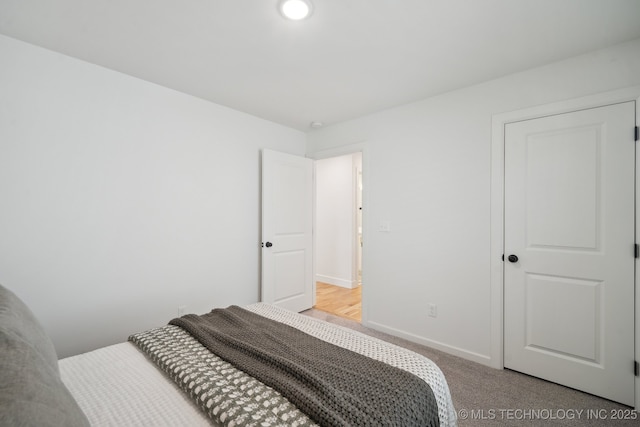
[1,0,639,131]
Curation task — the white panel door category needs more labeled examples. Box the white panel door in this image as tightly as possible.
[504,102,635,406]
[261,149,313,312]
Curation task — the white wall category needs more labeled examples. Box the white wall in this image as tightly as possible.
[0,35,306,358]
[315,153,359,288]
[306,38,640,365]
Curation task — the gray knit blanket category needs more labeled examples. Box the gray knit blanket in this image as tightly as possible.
[169,305,439,427]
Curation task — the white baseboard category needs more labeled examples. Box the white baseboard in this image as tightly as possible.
[364,320,494,367]
[315,274,358,289]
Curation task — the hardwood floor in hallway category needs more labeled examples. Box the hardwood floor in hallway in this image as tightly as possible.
[314,282,361,322]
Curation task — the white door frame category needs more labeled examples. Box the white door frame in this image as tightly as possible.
[307,142,369,323]
[490,85,640,408]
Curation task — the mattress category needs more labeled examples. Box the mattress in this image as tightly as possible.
[60,303,457,426]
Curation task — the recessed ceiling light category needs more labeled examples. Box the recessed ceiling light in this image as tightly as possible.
[279,0,313,21]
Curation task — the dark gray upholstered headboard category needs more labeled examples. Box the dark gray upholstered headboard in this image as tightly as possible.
[0,284,90,427]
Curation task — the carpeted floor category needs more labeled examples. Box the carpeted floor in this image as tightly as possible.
[302,308,638,426]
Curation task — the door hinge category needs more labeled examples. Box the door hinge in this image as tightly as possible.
[635,361,639,377]
[501,254,504,262]
[635,126,639,141]
[635,244,639,258]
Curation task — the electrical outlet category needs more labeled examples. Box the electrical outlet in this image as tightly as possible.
[428,304,437,318]
[178,305,187,316]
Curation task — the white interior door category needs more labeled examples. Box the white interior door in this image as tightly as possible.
[261,149,313,312]
[504,101,636,406]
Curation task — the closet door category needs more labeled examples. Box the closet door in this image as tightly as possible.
[504,102,636,406]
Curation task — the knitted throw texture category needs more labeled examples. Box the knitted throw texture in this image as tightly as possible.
[170,306,439,427]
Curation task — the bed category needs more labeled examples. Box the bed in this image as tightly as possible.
[0,283,457,426]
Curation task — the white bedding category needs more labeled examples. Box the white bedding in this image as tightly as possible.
[60,342,218,427]
[60,304,456,426]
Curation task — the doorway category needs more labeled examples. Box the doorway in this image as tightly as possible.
[313,152,363,322]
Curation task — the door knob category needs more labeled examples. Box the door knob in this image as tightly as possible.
[265,242,273,248]
[507,254,518,263]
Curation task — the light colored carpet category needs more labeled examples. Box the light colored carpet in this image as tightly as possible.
[302,308,638,426]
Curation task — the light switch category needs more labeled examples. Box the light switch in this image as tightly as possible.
[378,221,391,232]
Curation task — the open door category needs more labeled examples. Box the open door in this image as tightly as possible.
[261,149,313,312]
